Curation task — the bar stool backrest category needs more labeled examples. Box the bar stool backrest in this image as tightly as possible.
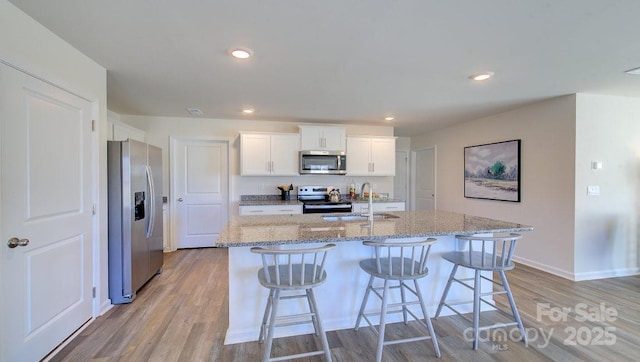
[456,233,521,269]
[362,237,437,278]
[251,244,336,288]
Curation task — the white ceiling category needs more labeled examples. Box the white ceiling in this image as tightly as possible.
[10,0,640,136]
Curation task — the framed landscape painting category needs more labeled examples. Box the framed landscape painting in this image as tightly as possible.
[464,139,521,202]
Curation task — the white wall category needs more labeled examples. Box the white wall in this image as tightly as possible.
[0,1,109,312]
[121,115,395,214]
[574,94,640,279]
[411,96,578,277]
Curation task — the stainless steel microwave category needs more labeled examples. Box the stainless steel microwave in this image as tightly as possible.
[299,150,347,175]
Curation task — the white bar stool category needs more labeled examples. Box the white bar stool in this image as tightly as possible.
[355,238,441,362]
[435,233,527,350]
[250,243,335,362]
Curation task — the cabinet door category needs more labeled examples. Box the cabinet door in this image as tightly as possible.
[112,122,145,142]
[346,137,372,175]
[322,127,345,151]
[370,138,395,175]
[239,205,302,215]
[299,125,324,150]
[299,125,345,150]
[241,133,271,175]
[372,202,405,212]
[270,134,300,175]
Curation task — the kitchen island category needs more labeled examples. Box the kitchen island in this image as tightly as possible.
[216,210,533,345]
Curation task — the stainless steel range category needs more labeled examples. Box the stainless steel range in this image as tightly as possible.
[298,185,352,214]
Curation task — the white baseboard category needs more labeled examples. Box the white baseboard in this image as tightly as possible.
[513,256,640,281]
[573,267,640,281]
[100,299,114,316]
[513,256,575,280]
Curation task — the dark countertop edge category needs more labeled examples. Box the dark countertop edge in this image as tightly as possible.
[239,200,303,206]
[351,198,405,203]
[216,226,535,247]
[238,199,404,206]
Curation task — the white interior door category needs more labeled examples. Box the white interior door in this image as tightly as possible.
[394,150,409,207]
[0,64,94,361]
[172,139,229,248]
[413,147,436,210]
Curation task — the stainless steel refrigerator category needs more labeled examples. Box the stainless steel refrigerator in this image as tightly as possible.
[108,139,163,304]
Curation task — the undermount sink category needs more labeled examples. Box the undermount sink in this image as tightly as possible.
[322,213,400,222]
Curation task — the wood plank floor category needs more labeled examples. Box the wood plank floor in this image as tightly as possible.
[51,248,640,361]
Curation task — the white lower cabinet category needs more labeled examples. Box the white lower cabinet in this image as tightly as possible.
[239,204,303,215]
[352,201,405,213]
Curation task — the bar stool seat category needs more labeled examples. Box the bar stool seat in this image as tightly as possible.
[435,233,527,350]
[355,238,441,362]
[251,244,335,362]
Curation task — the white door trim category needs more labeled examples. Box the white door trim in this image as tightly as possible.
[395,149,411,210]
[411,146,437,210]
[169,136,231,251]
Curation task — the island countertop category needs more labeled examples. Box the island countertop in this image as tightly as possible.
[216,210,533,247]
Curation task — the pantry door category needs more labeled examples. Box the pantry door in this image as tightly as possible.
[0,64,94,361]
[171,138,229,248]
[413,147,436,210]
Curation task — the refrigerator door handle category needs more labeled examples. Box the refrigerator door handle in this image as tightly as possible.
[145,165,156,238]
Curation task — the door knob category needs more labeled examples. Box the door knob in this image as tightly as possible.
[7,237,29,248]
[177,198,184,202]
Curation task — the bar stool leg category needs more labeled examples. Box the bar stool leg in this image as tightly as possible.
[263,288,280,362]
[307,288,332,361]
[472,270,481,350]
[259,289,274,343]
[400,281,408,324]
[305,289,320,336]
[500,270,527,345]
[435,264,459,318]
[375,279,391,362]
[355,275,375,330]
[414,280,441,358]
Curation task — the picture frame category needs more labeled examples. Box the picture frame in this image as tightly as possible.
[464,139,521,202]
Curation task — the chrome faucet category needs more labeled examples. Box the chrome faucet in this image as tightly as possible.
[360,182,373,220]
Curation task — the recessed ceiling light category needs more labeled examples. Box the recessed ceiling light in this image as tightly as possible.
[624,66,640,75]
[384,116,395,121]
[242,108,255,114]
[186,108,203,116]
[229,48,253,59]
[469,72,495,81]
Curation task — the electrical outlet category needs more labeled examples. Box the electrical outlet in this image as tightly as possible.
[587,185,600,196]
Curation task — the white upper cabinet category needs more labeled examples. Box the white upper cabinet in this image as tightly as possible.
[107,114,145,142]
[299,125,345,151]
[241,133,300,176]
[346,136,396,176]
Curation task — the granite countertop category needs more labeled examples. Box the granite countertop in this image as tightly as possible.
[216,210,533,247]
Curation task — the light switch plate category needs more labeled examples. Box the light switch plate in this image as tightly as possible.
[587,185,600,196]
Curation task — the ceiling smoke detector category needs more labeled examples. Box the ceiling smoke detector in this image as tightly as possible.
[186,108,203,116]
